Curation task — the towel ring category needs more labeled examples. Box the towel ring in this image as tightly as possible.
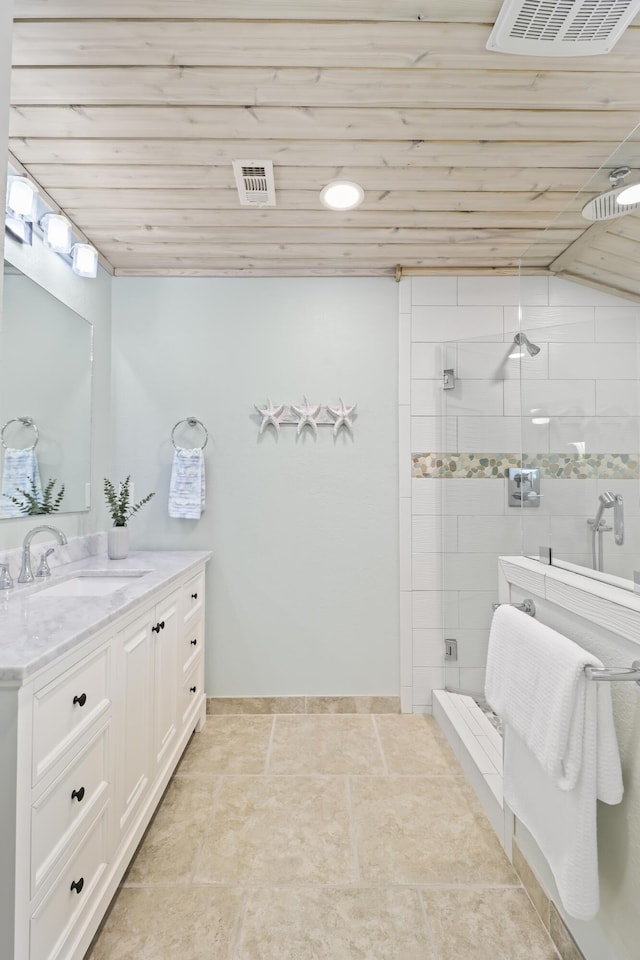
[171,417,208,451]
[1,416,39,451]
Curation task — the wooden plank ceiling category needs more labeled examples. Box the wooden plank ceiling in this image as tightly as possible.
[7,0,640,284]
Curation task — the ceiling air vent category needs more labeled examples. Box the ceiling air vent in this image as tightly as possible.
[232,159,276,207]
[487,0,640,55]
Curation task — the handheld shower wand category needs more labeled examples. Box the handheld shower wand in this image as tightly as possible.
[589,492,624,570]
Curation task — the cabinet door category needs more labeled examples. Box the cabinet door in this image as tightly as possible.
[152,590,180,773]
[117,613,153,834]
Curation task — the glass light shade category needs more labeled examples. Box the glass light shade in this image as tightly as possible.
[71,243,98,278]
[320,180,364,211]
[616,182,640,206]
[41,213,72,254]
[6,176,38,220]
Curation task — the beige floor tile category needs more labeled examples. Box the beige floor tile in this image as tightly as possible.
[87,886,244,960]
[352,776,517,884]
[125,776,218,884]
[269,715,385,774]
[422,888,558,960]
[194,776,356,884]
[375,714,463,775]
[176,715,273,775]
[238,887,435,960]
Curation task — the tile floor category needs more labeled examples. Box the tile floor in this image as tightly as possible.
[87,714,560,960]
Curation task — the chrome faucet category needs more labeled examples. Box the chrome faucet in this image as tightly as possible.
[18,525,68,584]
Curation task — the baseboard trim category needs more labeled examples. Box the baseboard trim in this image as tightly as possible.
[206,696,401,715]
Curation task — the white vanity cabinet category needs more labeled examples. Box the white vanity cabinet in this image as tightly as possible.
[0,554,209,960]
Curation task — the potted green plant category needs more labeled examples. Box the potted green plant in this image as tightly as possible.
[104,475,155,560]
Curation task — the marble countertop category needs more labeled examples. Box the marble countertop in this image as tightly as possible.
[0,550,211,683]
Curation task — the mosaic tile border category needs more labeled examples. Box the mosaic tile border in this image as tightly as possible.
[412,453,639,480]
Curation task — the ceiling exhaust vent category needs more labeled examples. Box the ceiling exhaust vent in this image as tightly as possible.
[487,0,640,56]
[232,159,276,207]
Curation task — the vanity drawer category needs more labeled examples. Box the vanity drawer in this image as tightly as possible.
[30,804,109,960]
[181,615,204,672]
[32,645,111,785]
[31,724,111,897]
[180,656,204,728]
[182,570,204,624]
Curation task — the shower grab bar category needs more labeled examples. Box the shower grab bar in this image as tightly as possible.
[491,599,536,617]
[585,662,640,685]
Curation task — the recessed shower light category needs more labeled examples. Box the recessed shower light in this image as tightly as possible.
[616,182,640,206]
[320,180,364,211]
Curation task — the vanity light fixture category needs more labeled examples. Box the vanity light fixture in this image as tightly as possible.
[6,176,38,221]
[320,180,364,211]
[71,243,98,278]
[40,213,72,254]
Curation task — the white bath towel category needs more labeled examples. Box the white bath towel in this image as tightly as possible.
[485,606,623,920]
[168,447,206,519]
[0,447,43,518]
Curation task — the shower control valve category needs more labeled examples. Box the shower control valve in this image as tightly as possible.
[507,467,541,508]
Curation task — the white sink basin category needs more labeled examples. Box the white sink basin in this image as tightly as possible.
[34,570,150,598]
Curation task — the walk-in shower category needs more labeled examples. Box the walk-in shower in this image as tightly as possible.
[588,492,624,572]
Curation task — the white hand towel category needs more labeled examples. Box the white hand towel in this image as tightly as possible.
[485,605,623,920]
[0,447,43,518]
[168,447,206,519]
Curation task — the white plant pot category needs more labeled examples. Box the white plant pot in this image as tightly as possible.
[108,526,129,561]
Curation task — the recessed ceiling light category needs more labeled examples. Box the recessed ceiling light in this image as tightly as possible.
[320,180,364,211]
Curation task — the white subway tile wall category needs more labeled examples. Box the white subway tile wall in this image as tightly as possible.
[399,275,640,713]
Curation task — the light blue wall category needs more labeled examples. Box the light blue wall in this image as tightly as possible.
[111,277,399,697]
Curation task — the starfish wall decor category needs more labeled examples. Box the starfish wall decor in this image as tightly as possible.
[254,399,357,438]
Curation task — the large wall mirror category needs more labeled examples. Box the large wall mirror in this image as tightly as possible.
[519,124,640,589]
[0,261,92,518]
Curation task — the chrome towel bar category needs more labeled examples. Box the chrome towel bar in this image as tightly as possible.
[585,662,640,685]
[492,599,536,617]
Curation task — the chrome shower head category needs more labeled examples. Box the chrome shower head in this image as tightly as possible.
[510,332,541,358]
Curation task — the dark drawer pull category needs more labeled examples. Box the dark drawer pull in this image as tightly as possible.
[73,693,87,707]
[190,685,197,694]
[71,786,85,803]
[70,877,84,895]
[152,620,165,633]
[191,592,198,600]
[190,638,198,646]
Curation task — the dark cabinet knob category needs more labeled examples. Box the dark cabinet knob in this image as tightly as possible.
[71,787,85,803]
[190,638,197,646]
[191,592,198,600]
[70,877,84,894]
[152,623,160,633]
[190,686,197,693]
[159,620,165,630]
[73,693,87,707]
